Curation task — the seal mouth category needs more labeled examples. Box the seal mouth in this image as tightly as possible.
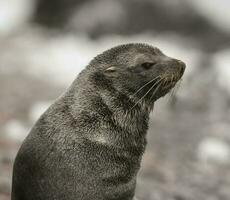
[161,73,181,90]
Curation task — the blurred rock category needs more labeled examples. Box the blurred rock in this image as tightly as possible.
[33,0,230,51]
[0,72,64,124]
[33,0,88,28]
[70,0,125,34]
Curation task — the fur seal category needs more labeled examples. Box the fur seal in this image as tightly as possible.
[12,43,185,200]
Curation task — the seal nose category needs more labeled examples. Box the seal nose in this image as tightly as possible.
[173,59,186,75]
[178,60,186,75]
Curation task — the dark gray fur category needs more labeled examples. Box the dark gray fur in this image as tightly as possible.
[12,43,185,200]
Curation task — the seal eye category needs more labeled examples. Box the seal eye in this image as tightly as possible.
[141,62,156,70]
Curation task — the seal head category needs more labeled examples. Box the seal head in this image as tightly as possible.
[89,43,185,111]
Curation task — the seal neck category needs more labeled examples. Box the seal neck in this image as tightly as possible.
[99,86,150,134]
[67,71,150,149]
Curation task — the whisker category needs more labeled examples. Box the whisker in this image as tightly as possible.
[174,79,182,94]
[150,80,163,101]
[130,78,164,111]
[163,76,167,86]
[167,79,182,105]
[166,88,175,105]
[131,75,161,98]
[173,79,182,96]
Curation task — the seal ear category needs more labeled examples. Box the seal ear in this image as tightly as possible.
[105,66,116,73]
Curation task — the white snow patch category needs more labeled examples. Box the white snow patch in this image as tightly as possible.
[198,138,230,164]
[213,49,230,93]
[0,0,35,35]
[29,102,52,122]
[4,120,29,142]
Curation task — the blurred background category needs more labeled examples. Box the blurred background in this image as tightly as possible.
[0,0,230,199]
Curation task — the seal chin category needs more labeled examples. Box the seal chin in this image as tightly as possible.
[162,80,177,90]
[150,74,182,102]
[162,78,179,93]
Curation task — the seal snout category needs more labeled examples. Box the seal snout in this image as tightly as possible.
[173,59,186,76]
[160,59,186,91]
[177,60,186,75]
